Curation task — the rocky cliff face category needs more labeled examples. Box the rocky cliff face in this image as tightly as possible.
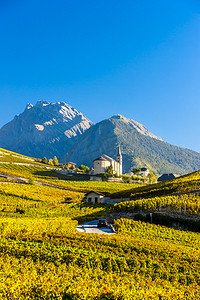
[62,115,200,175]
[0,100,93,159]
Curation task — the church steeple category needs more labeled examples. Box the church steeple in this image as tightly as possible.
[117,145,121,157]
[116,145,122,175]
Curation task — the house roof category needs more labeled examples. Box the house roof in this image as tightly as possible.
[157,173,176,182]
[63,162,76,165]
[141,167,148,171]
[85,190,105,197]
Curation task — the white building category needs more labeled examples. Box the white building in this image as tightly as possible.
[140,167,150,177]
[86,191,105,204]
[93,146,122,176]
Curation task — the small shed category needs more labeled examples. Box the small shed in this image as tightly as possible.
[86,191,105,204]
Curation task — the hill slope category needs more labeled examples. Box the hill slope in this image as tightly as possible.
[62,114,200,175]
[0,100,93,159]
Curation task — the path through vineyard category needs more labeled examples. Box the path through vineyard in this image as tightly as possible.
[0,171,85,193]
[76,220,115,234]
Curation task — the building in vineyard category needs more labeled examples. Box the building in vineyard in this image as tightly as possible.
[92,146,122,176]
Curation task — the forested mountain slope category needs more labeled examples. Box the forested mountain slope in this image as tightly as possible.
[63,114,200,175]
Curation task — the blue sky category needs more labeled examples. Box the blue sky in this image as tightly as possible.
[0,0,200,152]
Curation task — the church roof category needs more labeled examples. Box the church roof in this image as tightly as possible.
[93,156,108,162]
[93,154,119,164]
[101,154,114,162]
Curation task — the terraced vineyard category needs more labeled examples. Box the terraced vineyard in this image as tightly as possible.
[111,170,200,199]
[0,148,47,166]
[114,193,200,216]
[0,178,199,298]
[0,148,141,195]
[0,148,200,298]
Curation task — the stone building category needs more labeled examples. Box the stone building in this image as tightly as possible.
[93,146,122,176]
[86,191,105,204]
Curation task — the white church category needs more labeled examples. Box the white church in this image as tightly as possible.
[92,146,122,176]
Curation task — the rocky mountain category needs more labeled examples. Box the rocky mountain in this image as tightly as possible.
[62,114,200,175]
[0,100,93,159]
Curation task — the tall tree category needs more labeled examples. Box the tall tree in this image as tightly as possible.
[53,156,59,166]
[132,168,141,175]
[42,157,48,164]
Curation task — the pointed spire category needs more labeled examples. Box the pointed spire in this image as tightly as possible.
[116,145,122,175]
[117,145,121,156]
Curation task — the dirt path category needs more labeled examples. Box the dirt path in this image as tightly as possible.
[0,161,55,169]
[0,172,85,193]
[35,181,85,193]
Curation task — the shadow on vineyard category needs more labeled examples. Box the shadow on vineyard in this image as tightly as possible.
[33,169,91,182]
[72,202,113,224]
[134,213,200,232]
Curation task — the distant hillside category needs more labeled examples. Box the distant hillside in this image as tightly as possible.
[0,101,93,159]
[111,170,200,199]
[62,115,200,176]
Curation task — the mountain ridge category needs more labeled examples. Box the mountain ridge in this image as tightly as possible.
[0,100,200,176]
[0,100,93,159]
[62,115,200,175]
[110,114,163,141]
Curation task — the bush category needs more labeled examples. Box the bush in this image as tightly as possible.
[28,177,35,185]
[42,157,48,164]
[16,208,25,214]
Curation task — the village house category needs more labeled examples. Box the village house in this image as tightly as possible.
[157,173,179,182]
[62,162,76,170]
[140,167,150,177]
[92,146,122,176]
[86,191,105,204]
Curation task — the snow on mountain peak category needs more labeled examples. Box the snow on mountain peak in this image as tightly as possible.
[35,100,50,107]
[25,103,33,110]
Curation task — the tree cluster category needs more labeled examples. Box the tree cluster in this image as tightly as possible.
[41,156,59,166]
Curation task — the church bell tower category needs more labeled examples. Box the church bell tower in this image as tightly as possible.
[116,145,122,175]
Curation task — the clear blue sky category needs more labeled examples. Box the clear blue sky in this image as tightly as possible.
[0,0,200,152]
